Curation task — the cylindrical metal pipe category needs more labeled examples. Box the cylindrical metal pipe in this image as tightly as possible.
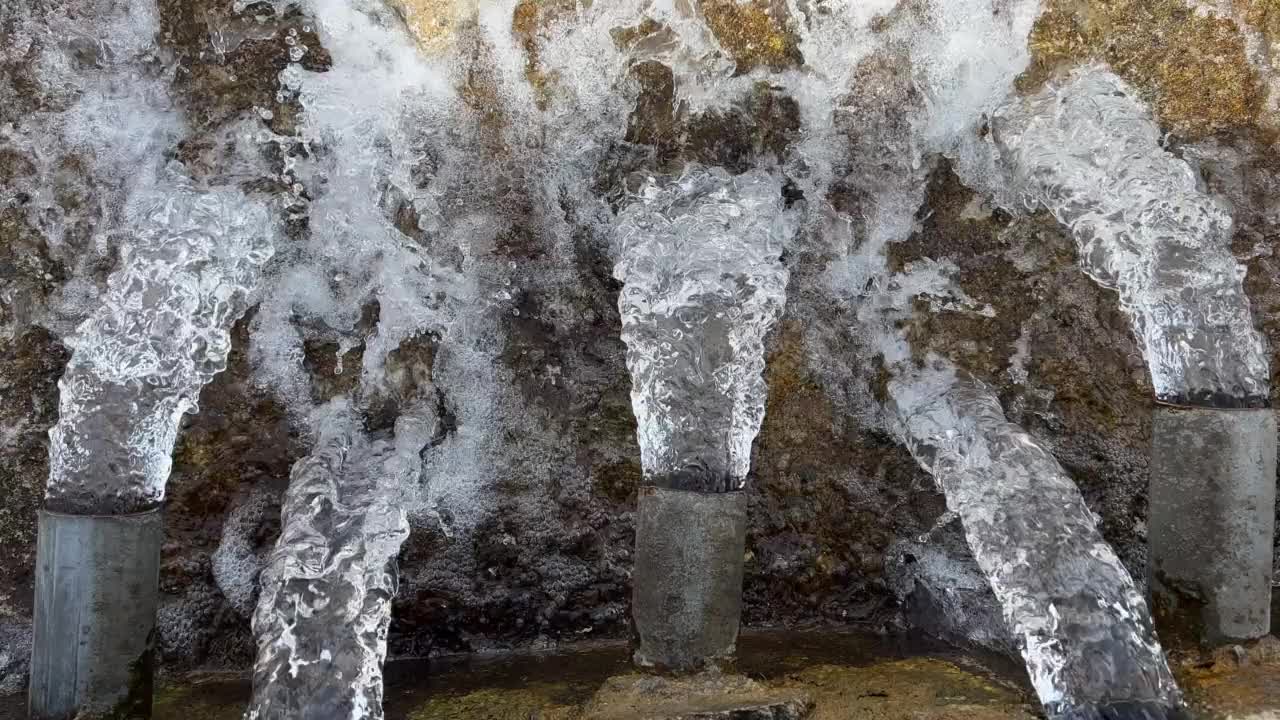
[632,486,748,673]
[29,508,163,720]
[1148,406,1277,646]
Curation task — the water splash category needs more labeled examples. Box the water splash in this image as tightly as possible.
[612,166,791,491]
[890,363,1183,718]
[780,10,1190,714]
[0,0,184,337]
[248,0,464,409]
[45,173,275,514]
[991,65,1271,408]
[244,0,500,530]
[1,0,278,514]
[247,399,434,720]
[780,0,1039,215]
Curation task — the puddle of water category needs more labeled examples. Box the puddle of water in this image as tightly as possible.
[0,629,1031,719]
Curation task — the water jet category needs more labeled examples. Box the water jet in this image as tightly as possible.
[890,366,1186,719]
[612,166,791,673]
[30,176,273,720]
[992,65,1277,648]
[246,401,431,720]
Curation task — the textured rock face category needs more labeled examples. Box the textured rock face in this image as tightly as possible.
[1,0,1279,695]
[1023,0,1267,137]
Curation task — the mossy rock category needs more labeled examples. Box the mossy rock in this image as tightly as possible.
[698,0,802,74]
[405,687,576,720]
[1024,0,1266,137]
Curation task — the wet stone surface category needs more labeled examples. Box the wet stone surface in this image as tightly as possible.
[5,632,1276,718]
[0,631,1041,720]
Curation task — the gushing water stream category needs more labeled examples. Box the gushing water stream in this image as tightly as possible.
[5,0,277,514]
[773,7,1193,716]
[9,1,278,714]
[990,65,1271,408]
[243,2,463,716]
[47,177,274,513]
[612,166,792,490]
[247,400,433,720]
[784,7,1191,710]
[890,365,1183,718]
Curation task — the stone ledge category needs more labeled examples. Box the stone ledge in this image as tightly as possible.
[580,672,812,720]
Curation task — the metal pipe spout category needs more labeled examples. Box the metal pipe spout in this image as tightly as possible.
[29,507,163,720]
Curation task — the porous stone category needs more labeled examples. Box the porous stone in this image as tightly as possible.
[389,0,476,55]
[1024,0,1266,137]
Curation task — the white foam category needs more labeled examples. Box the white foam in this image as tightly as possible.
[45,171,275,512]
[890,363,1181,713]
[612,166,792,487]
[248,0,468,413]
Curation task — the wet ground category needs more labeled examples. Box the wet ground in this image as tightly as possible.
[1175,637,1280,720]
[2,630,1277,719]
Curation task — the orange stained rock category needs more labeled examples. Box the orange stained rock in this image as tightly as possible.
[389,0,477,54]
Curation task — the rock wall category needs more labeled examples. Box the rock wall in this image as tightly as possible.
[2,0,1279,693]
